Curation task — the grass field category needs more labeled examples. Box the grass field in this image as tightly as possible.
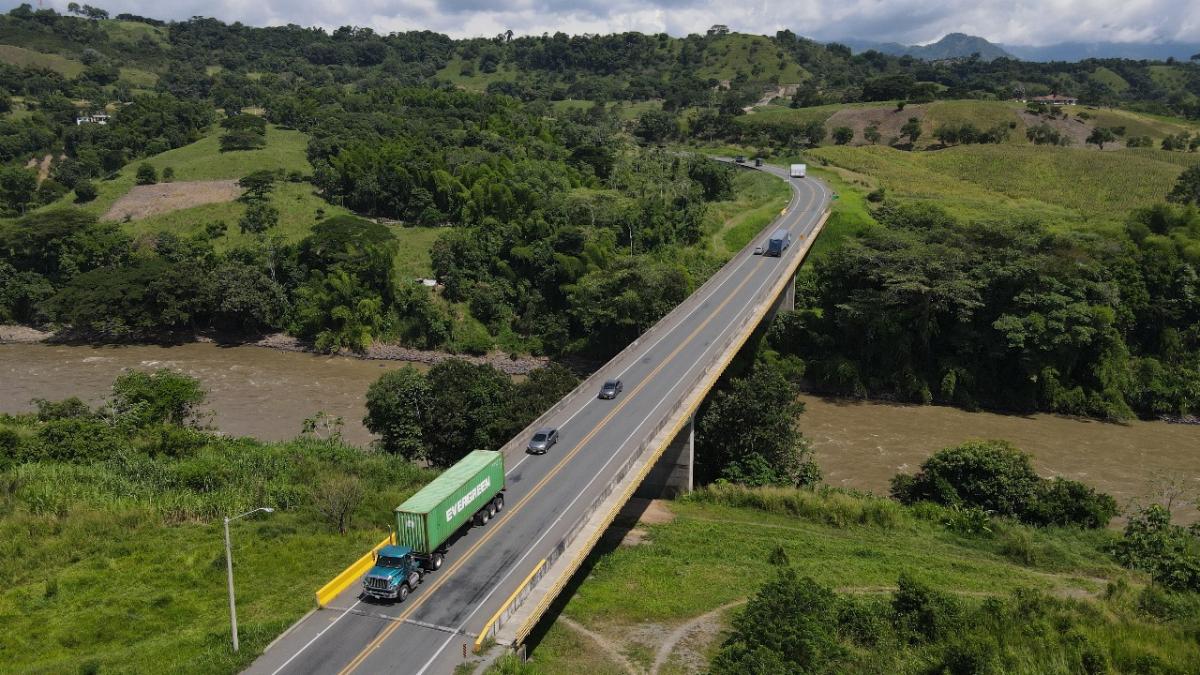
[0,440,435,675]
[0,43,84,77]
[514,487,1197,674]
[808,143,1197,225]
[703,169,792,257]
[692,34,808,85]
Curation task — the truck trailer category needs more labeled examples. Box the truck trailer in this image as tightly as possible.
[790,163,806,178]
[765,228,792,257]
[362,450,506,601]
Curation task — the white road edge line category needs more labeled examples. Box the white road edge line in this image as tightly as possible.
[267,600,362,675]
[504,166,807,480]
[410,199,804,675]
[266,171,819,675]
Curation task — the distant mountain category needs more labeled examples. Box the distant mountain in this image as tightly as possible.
[1000,41,1200,62]
[840,33,1013,61]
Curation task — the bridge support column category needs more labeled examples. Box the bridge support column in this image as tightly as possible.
[635,414,694,498]
[776,272,795,313]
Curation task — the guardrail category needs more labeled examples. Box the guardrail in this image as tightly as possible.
[473,559,547,653]
[314,532,396,608]
[489,203,832,649]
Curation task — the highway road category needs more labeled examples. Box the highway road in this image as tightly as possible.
[245,163,831,675]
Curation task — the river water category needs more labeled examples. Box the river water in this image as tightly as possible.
[1,343,1196,521]
[800,394,1200,523]
[0,342,424,445]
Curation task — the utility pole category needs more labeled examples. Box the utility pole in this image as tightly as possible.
[224,507,274,652]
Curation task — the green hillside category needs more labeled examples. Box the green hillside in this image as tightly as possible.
[692,33,808,85]
[0,43,84,77]
[510,487,1199,674]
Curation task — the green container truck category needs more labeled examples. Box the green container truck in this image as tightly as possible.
[362,450,506,601]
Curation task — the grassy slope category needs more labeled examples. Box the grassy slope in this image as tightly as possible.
[0,455,435,675]
[704,169,792,257]
[0,43,84,77]
[518,489,1198,674]
[809,143,1200,225]
[693,34,808,85]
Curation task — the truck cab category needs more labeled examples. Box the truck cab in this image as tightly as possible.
[362,545,423,602]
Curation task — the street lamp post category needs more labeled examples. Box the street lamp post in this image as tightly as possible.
[224,507,274,652]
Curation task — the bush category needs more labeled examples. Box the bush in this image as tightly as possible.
[161,167,175,183]
[74,179,97,203]
[1026,478,1118,528]
[135,163,157,185]
[1113,504,1200,592]
[110,369,207,428]
[891,440,1115,529]
[892,572,962,642]
[220,129,267,152]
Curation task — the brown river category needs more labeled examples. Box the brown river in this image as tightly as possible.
[1,343,1196,521]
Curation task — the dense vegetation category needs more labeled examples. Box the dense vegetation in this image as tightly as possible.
[769,201,1200,419]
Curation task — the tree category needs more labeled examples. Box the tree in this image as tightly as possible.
[161,167,175,183]
[711,569,844,674]
[312,473,364,535]
[1167,165,1200,205]
[800,120,826,147]
[364,366,432,460]
[890,440,1040,517]
[697,363,821,487]
[864,123,882,145]
[832,126,854,145]
[135,163,157,185]
[1086,127,1116,149]
[238,169,278,202]
[635,110,675,143]
[900,117,922,145]
[110,369,207,428]
[220,129,267,152]
[421,359,515,467]
[239,202,278,234]
[0,166,38,215]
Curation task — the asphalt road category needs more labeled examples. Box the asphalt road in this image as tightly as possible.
[245,163,830,675]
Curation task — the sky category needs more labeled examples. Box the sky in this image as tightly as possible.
[11,0,1200,46]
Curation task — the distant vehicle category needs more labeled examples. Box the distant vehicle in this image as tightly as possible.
[754,158,764,167]
[753,245,764,255]
[599,379,624,399]
[527,427,559,454]
[790,163,807,178]
[765,228,792,257]
[734,155,746,163]
[362,450,505,601]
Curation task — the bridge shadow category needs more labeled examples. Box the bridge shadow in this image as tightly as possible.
[519,496,661,657]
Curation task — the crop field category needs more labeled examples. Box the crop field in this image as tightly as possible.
[513,487,1196,675]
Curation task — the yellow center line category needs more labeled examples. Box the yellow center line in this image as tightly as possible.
[338,268,771,675]
[335,178,821,675]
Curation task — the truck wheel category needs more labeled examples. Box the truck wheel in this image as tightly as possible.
[430,552,444,570]
[481,509,491,524]
[398,584,409,602]
[494,495,504,512]
[487,502,497,518]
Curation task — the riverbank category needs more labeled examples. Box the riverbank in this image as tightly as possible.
[0,325,549,375]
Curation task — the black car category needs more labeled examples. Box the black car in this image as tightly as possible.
[754,157,764,167]
[734,155,746,163]
[527,427,559,454]
[598,379,624,399]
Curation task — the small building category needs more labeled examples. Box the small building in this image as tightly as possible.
[74,113,110,125]
[1028,94,1077,106]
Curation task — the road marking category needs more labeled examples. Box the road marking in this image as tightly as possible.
[267,600,361,675]
[409,219,800,675]
[267,174,823,675]
[336,248,776,675]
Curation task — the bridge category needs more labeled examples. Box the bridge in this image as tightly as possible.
[245,163,831,675]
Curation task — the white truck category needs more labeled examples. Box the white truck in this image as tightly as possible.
[790,163,807,178]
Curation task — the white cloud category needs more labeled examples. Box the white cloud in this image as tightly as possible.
[15,0,1200,45]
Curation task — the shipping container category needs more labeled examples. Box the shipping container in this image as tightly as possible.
[394,450,505,557]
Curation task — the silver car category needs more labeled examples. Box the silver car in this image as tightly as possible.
[527,427,559,455]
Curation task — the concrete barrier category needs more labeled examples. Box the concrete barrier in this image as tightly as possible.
[314,533,395,608]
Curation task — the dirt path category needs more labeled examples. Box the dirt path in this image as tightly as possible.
[651,599,746,674]
[560,616,639,674]
[103,179,242,221]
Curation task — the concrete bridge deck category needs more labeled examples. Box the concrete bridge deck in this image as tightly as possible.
[244,162,831,675]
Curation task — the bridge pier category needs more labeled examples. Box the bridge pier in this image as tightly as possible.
[635,414,694,498]
[773,272,796,314]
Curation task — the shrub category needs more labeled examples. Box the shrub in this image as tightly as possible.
[890,440,1039,517]
[161,167,175,182]
[1026,478,1118,528]
[135,163,157,185]
[1113,504,1200,592]
[73,179,97,203]
[110,369,207,428]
